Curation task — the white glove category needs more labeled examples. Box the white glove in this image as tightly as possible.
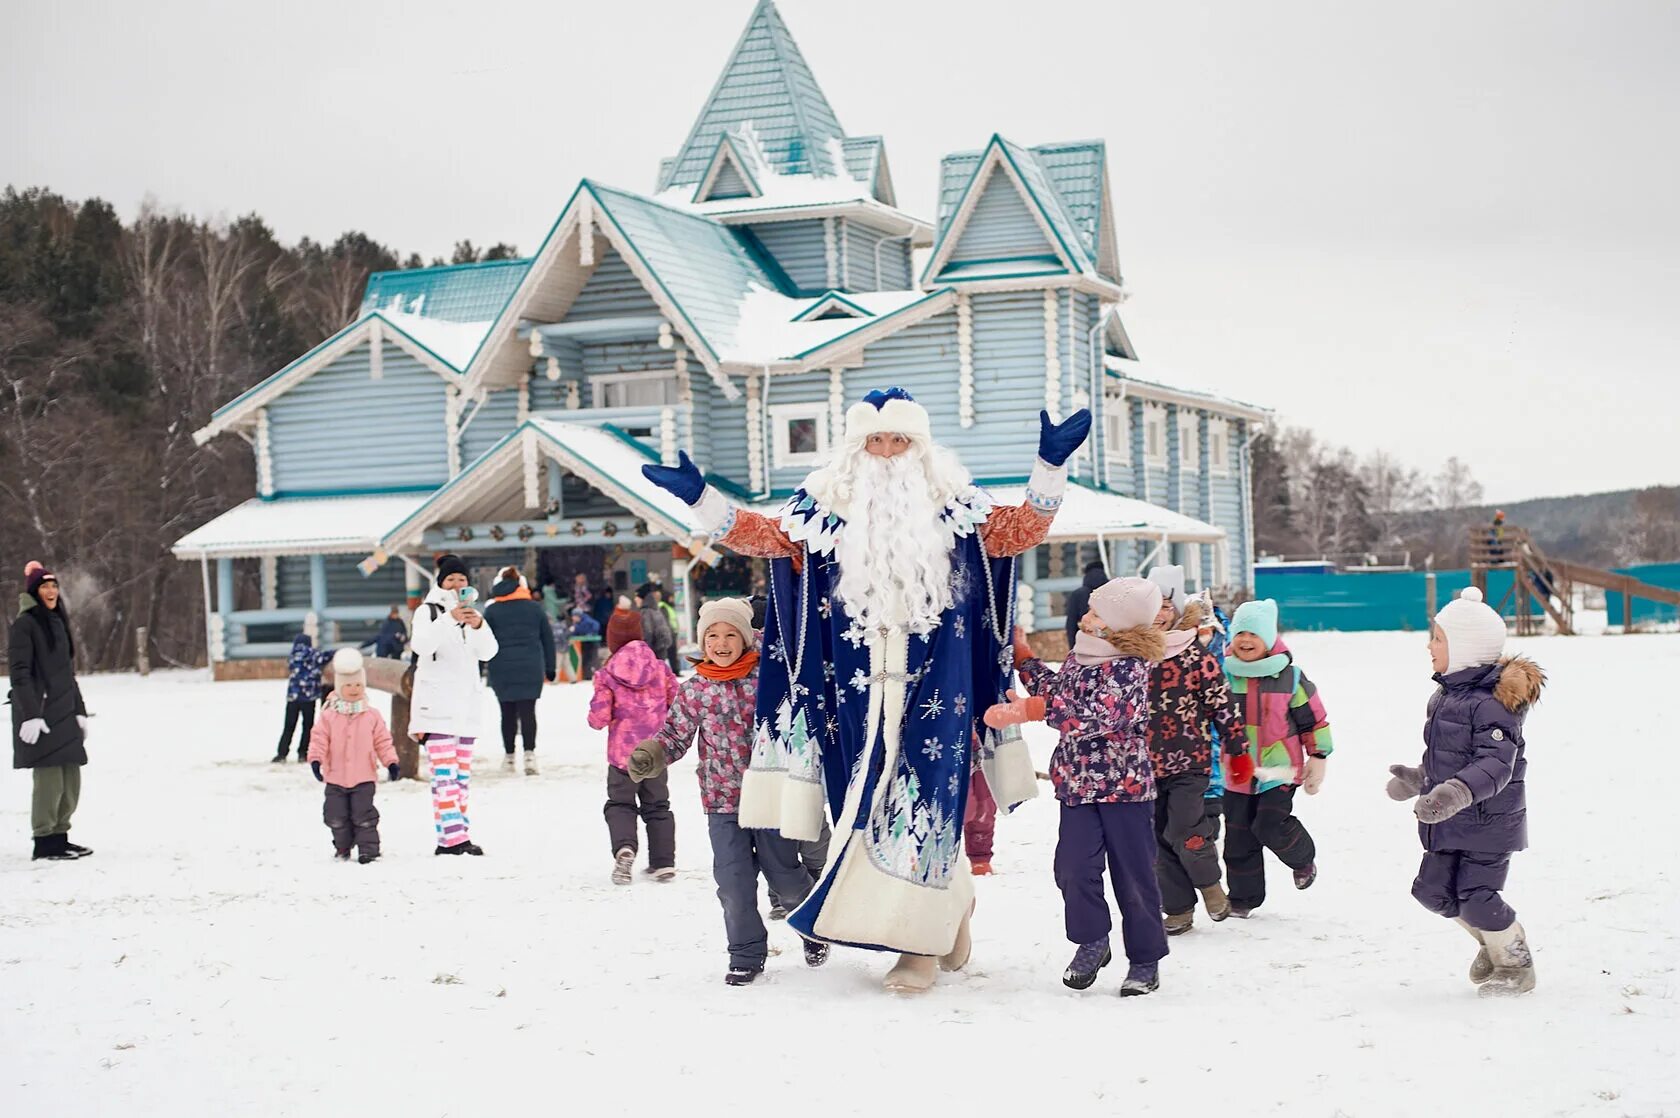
[77,715,89,738]
[19,718,49,745]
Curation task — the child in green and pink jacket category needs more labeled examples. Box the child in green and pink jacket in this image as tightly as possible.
[1220,599,1333,917]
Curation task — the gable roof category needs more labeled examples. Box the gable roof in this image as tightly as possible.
[924,136,1121,287]
[658,0,846,191]
[194,312,469,446]
[693,129,769,202]
[361,257,532,323]
[840,136,895,206]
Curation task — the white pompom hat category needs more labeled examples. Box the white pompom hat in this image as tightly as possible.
[331,646,367,687]
[844,386,931,445]
[1433,586,1507,674]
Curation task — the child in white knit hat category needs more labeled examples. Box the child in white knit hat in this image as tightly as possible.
[308,648,399,863]
[1387,586,1544,996]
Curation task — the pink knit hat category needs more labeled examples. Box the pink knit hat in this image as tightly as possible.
[1089,576,1163,632]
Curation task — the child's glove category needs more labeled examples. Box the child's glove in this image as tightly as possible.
[1303,756,1328,795]
[983,689,1045,729]
[627,741,667,782]
[1386,764,1423,801]
[310,761,324,783]
[387,764,401,783]
[1414,778,1473,823]
[1011,626,1033,668]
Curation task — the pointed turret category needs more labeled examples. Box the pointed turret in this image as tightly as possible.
[659,0,847,190]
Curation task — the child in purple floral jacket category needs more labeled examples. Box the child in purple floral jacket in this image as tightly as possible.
[627,599,828,987]
[989,576,1168,997]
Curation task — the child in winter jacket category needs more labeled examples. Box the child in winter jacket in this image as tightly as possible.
[989,576,1169,996]
[626,598,828,986]
[275,631,334,762]
[588,604,679,883]
[1221,599,1333,916]
[1387,586,1543,996]
[307,649,399,863]
[1144,568,1246,935]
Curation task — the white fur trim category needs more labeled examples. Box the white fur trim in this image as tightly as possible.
[1254,764,1301,786]
[779,778,825,843]
[982,731,1040,812]
[738,767,786,829]
[1025,457,1067,513]
[692,486,731,536]
[844,397,931,443]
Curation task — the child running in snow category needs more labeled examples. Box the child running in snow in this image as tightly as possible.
[275,630,333,763]
[1388,586,1542,996]
[988,575,1169,996]
[1144,567,1246,936]
[1220,599,1332,917]
[588,600,679,884]
[626,598,829,986]
[308,649,399,863]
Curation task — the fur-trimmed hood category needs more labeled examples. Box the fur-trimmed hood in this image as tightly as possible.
[1105,624,1167,662]
[1174,599,1208,633]
[1493,655,1545,712]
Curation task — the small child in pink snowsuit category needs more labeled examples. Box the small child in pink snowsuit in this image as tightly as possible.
[308,649,399,864]
[588,603,680,883]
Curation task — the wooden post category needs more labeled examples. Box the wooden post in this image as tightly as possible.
[1424,573,1437,620]
[135,627,150,676]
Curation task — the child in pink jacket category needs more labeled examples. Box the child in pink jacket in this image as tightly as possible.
[588,604,680,884]
[308,649,399,863]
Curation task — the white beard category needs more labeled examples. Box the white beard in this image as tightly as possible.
[832,450,956,635]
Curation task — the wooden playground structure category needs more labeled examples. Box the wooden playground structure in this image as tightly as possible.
[1468,525,1680,635]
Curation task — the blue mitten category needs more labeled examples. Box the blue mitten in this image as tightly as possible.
[1037,409,1092,467]
[641,450,706,506]
[387,764,401,782]
[310,761,324,783]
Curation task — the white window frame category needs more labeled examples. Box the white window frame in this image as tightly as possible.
[1207,417,1231,477]
[1143,403,1168,468]
[1179,410,1201,473]
[1102,393,1129,465]
[769,402,829,469]
[588,371,680,409]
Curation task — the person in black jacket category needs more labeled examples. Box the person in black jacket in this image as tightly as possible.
[372,606,408,658]
[483,567,556,775]
[9,563,91,861]
[1064,562,1108,650]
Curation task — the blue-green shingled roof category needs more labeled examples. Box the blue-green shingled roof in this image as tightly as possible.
[360,258,533,324]
[658,0,846,190]
[933,137,1109,277]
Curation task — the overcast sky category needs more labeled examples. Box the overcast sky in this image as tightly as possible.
[5,0,1677,502]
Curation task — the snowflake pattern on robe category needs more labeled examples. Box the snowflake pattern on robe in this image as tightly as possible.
[751,483,1017,925]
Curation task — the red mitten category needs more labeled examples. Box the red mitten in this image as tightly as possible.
[1227,753,1255,786]
[983,689,1046,729]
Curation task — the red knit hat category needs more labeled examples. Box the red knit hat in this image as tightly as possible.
[606,607,644,653]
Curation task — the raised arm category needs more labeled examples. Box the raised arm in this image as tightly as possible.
[979,409,1090,558]
[643,452,799,561]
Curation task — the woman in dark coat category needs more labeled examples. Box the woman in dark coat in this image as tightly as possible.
[483,567,555,775]
[9,563,91,861]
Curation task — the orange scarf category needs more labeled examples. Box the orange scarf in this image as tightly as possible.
[693,650,759,682]
[493,585,533,603]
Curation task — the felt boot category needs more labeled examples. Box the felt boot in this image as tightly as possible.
[1200,882,1231,920]
[1164,911,1194,936]
[1456,917,1495,984]
[1478,921,1536,998]
[940,903,974,972]
[883,953,938,994]
[524,753,539,776]
[501,754,516,773]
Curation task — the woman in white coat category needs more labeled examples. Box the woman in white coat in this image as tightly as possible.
[410,554,499,855]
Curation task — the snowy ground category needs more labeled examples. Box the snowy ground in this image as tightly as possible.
[2,631,1676,1117]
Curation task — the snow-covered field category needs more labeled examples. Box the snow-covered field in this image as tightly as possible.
[2,632,1676,1116]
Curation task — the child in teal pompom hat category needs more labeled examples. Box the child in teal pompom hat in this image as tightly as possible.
[1219,598,1333,917]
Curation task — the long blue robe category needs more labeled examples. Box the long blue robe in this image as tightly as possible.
[748,487,1018,955]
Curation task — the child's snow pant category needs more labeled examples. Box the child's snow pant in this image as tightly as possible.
[277,700,316,758]
[324,781,380,857]
[709,813,815,970]
[604,765,675,869]
[1054,800,1168,966]
[1155,772,1223,916]
[1412,850,1516,931]
[1222,784,1315,910]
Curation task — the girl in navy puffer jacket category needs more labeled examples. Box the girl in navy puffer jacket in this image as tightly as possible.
[1387,587,1545,997]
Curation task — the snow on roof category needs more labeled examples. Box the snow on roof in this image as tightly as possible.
[377,310,494,372]
[172,494,430,558]
[985,483,1226,543]
[656,165,875,216]
[727,287,933,363]
[1104,356,1270,419]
